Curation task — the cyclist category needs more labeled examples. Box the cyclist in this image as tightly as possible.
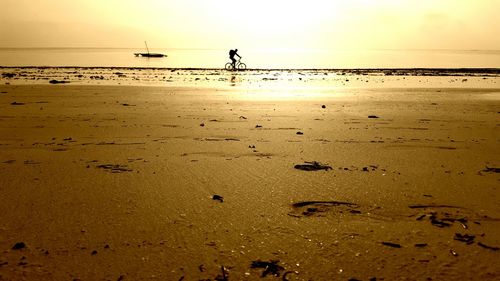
[229,49,241,69]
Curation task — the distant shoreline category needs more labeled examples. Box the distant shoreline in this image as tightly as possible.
[1,66,500,76]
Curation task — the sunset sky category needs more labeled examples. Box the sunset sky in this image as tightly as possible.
[1,0,499,50]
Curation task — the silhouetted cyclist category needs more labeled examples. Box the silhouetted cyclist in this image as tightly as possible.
[229,49,241,69]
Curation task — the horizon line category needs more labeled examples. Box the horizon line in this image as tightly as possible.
[0,47,500,52]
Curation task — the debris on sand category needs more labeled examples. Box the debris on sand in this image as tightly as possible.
[49,79,69,84]
[381,242,401,248]
[368,115,380,119]
[250,260,285,278]
[12,242,26,250]
[481,167,500,173]
[454,233,475,245]
[292,201,357,208]
[290,201,360,217]
[321,105,326,109]
[198,264,206,272]
[215,266,228,281]
[411,205,470,228]
[294,161,332,171]
[96,164,132,173]
[429,217,452,228]
[10,102,25,105]
[296,131,303,135]
[2,73,16,78]
[477,242,499,251]
[212,195,224,203]
[429,213,465,228]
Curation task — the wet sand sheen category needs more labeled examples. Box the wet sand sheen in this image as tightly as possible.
[0,81,499,280]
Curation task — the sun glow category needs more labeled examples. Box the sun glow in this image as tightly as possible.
[1,0,499,50]
[155,0,342,49]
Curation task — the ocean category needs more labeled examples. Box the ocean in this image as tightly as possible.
[0,48,499,69]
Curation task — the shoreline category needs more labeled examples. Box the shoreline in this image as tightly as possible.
[2,66,500,75]
[2,67,500,89]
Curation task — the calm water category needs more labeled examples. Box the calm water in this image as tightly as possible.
[0,48,499,69]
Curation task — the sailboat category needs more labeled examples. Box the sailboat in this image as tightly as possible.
[134,41,167,58]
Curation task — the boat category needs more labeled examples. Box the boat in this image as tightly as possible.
[134,41,167,58]
[134,53,166,58]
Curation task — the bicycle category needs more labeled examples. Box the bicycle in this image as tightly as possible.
[225,58,246,70]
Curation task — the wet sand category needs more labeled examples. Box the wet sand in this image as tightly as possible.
[0,71,499,280]
[1,67,499,88]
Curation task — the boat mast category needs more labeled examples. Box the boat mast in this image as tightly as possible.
[144,41,150,55]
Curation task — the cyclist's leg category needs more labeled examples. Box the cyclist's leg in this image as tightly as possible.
[231,58,236,69]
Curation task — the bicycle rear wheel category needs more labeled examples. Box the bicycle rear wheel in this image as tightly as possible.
[238,63,247,70]
[225,63,233,70]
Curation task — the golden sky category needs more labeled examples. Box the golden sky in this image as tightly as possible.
[1,0,499,50]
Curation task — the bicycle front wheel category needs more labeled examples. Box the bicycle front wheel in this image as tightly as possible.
[225,63,233,70]
[237,63,247,70]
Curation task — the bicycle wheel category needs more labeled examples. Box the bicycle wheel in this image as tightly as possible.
[238,63,247,70]
[225,63,233,70]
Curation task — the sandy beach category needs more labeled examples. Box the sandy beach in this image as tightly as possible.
[0,69,499,280]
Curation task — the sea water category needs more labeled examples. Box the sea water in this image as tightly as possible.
[0,48,499,69]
